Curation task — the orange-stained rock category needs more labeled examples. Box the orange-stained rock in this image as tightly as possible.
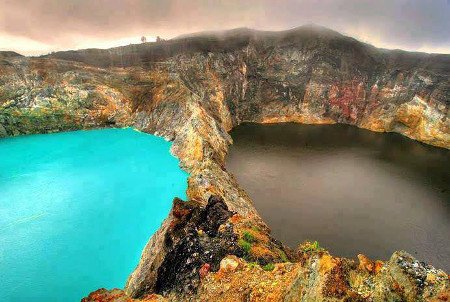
[199,263,211,279]
[358,254,373,272]
[82,289,167,302]
[219,255,241,273]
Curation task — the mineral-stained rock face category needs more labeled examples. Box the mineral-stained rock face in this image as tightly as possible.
[0,25,449,301]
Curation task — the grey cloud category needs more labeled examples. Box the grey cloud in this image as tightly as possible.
[0,0,449,54]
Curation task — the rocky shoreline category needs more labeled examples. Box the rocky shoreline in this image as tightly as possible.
[1,26,449,301]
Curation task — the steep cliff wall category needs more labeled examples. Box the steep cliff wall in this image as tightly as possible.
[1,25,449,301]
[5,26,450,148]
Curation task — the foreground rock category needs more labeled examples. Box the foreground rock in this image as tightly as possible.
[82,198,450,301]
[1,25,448,301]
[82,289,167,302]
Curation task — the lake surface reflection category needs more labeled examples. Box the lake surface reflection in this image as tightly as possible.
[226,123,449,270]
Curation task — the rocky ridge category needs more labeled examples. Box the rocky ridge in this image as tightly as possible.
[0,25,449,301]
[0,51,23,59]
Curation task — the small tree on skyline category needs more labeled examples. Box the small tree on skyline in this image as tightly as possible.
[141,36,147,43]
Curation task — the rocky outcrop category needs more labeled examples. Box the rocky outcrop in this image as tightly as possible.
[194,250,449,302]
[125,195,290,300]
[82,289,167,302]
[126,196,241,297]
[82,249,450,302]
[0,59,133,136]
[0,25,448,301]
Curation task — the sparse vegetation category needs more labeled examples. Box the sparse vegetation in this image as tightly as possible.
[251,226,261,232]
[238,230,260,255]
[238,238,252,253]
[262,263,275,271]
[277,248,289,262]
[243,231,255,243]
[302,240,324,253]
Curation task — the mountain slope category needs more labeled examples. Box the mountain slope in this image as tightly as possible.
[43,25,449,74]
[0,51,23,58]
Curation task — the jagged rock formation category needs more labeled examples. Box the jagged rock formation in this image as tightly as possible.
[0,25,449,301]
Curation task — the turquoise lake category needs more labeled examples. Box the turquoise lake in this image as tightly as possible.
[0,128,188,301]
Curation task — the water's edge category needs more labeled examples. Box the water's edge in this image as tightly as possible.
[0,128,189,300]
[227,123,450,270]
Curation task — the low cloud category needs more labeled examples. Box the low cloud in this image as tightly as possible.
[1,0,449,55]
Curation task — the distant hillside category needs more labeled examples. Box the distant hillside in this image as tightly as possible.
[43,24,365,68]
[41,24,449,76]
[0,51,23,58]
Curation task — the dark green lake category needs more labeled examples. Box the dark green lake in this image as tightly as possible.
[226,123,449,271]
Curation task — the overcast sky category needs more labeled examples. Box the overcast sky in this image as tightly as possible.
[0,0,449,56]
